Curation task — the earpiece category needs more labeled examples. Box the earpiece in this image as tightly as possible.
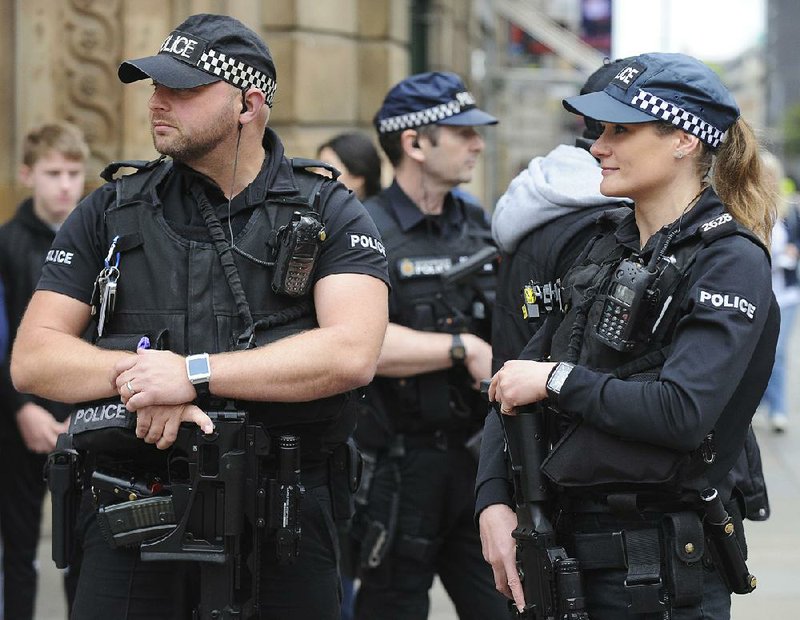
[412,139,420,149]
[240,91,248,114]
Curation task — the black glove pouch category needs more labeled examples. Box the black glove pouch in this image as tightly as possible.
[541,420,694,489]
[69,330,168,455]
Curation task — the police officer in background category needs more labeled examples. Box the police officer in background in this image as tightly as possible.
[11,13,389,619]
[481,53,779,618]
[352,72,507,619]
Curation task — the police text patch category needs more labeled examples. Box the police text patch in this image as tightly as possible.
[45,248,75,266]
[697,289,756,321]
[611,61,646,90]
[348,233,386,256]
[69,400,135,435]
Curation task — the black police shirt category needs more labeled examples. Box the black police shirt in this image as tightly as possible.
[475,189,777,517]
[37,129,389,304]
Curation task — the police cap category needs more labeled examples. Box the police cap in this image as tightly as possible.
[563,52,739,149]
[118,13,278,107]
[374,71,498,135]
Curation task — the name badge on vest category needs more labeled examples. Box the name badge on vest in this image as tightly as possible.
[397,256,454,279]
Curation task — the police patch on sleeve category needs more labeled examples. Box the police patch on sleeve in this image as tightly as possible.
[45,248,76,266]
[348,232,386,256]
[697,288,756,321]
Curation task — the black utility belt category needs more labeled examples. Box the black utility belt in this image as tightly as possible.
[567,511,707,612]
[561,493,693,516]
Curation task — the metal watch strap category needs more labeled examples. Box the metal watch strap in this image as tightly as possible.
[546,362,575,401]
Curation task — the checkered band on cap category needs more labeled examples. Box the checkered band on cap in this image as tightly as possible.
[378,91,477,134]
[199,48,277,107]
[630,88,726,148]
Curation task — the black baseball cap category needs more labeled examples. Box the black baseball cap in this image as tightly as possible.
[563,52,740,149]
[118,13,278,107]
[374,71,498,135]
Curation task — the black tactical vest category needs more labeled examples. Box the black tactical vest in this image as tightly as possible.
[541,209,776,496]
[359,193,497,441]
[89,158,353,454]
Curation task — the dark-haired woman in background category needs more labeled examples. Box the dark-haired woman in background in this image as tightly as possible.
[318,132,383,201]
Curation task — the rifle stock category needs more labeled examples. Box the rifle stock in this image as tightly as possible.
[439,245,500,289]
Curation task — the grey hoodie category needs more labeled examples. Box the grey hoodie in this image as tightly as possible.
[492,144,629,253]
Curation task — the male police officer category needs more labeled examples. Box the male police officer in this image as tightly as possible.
[11,13,389,619]
[352,72,507,619]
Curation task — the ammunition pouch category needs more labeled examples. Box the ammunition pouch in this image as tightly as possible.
[663,512,705,606]
[569,511,705,613]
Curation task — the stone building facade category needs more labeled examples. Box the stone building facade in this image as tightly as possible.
[0,0,483,220]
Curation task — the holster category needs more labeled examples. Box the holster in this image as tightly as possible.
[352,452,401,571]
[328,438,362,523]
[45,433,82,569]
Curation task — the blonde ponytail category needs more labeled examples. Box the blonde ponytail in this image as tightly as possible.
[712,119,777,245]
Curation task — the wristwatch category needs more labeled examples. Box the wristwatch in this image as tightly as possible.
[449,333,467,366]
[186,353,211,399]
[546,362,575,402]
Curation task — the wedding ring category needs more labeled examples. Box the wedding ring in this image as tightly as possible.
[126,380,136,395]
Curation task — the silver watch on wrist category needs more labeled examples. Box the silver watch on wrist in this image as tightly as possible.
[546,362,575,401]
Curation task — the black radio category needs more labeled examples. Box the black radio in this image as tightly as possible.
[595,258,659,351]
[272,211,325,297]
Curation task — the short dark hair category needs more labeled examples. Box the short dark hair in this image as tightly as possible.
[318,132,383,199]
[377,124,441,168]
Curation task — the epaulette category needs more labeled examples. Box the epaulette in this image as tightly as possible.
[595,205,632,230]
[697,212,738,241]
[290,157,341,181]
[100,156,168,183]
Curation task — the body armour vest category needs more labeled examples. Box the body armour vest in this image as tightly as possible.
[87,158,353,455]
[540,208,776,496]
[359,193,497,441]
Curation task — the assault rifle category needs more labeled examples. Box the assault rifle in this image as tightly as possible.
[138,412,303,619]
[135,410,270,619]
[498,402,589,619]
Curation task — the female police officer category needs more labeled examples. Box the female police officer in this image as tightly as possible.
[478,52,779,618]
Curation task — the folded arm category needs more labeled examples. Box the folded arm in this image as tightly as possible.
[117,272,389,410]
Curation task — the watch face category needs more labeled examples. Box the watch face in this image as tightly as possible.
[450,334,466,362]
[187,356,210,378]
